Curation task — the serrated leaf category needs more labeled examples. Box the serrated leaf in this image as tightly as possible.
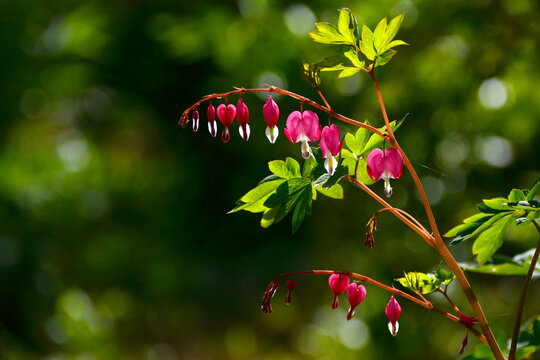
[472,214,513,264]
[338,8,357,44]
[339,67,361,78]
[292,186,313,233]
[316,183,344,199]
[385,13,404,43]
[309,23,349,45]
[375,49,397,67]
[360,24,376,60]
[373,17,388,53]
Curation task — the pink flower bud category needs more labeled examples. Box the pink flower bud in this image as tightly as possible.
[459,314,477,329]
[328,274,350,309]
[320,124,343,175]
[192,109,199,132]
[207,103,217,137]
[236,98,250,141]
[284,110,321,159]
[217,104,236,143]
[263,94,280,143]
[346,283,366,320]
[366,148,404,197]
[285,279,297,305]
[385,295,401,336]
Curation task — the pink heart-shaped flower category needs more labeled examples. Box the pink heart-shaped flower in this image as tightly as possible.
[217,104,236,127]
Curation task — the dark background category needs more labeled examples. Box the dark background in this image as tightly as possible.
[0,0,539,359]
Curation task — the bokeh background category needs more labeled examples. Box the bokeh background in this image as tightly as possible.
[0,0,539,359]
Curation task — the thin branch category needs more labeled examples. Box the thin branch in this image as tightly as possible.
[508,220,540,360]
[345,176,435,245]
[367,71,505,360]
[438,288,461,314]
[179,86,386,138]
[265,270,487,345]
[373,207,428,234]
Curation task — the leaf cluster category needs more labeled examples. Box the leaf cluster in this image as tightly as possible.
[395,265,455,295]
[445,178,540,265]
[309,9,408,78]
[230,150,349,233]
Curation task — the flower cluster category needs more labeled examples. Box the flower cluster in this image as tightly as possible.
[187,95,345,175]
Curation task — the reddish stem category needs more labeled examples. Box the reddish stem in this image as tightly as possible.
[266,270,487,344]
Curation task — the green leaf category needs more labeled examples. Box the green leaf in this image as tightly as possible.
[339,67,361,78]
[268,157,300,179]
[273,184,309,224]
[343,48,364,67]
[508,189,526,203]
[316,55,354,72]
[229,179,286,214]
[344,123,371,156]
[264,178,311,208]
[373,17,388,53]
[355,159,376,185]
[292,186,313,233]
[260,207,279,228]
[316,183,344,199]
[460,248,540,278]
[385,13,404,44]
[322,164,349,189]
[375,49,397,67]
[386,39,408,49]
[435,265,456,286]
[309,23,349,45]
[483,197,513,211]
[302,155,318,178]
[463,213,493,224]
[472,214,513,264]
[526,177,540,201]
[396,271,441,294]
[363,114,407,153]
[360,24,376,60]
[338,8,357,44]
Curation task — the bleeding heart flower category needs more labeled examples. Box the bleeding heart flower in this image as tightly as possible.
[385,295,401,336]
[328,274,350,309]
[192,109,199,132]
[237,98,250,141]
[346,283,366,320]
[320,124,343,175]
[263,94,280,143]
[366,148,404,197]
[284,110,321,159]
[207,103,217,137]
[217,104,236,143]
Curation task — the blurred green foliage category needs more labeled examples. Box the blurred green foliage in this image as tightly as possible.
[0,0,539,359]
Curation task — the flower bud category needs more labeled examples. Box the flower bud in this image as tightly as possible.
[385,295,401,336]
[192,109,199,132]
[285,279,297,305]
[263,94,280,143]
[207,103,217,137]
[237,98,250,141]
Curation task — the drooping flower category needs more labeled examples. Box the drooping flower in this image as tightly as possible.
[236,98,250,141]
[192,109,199,132]
[328,274,350,309]
[217,103,236,143]
[207,103,217,137]
[263,94,280,143]
[366,148,404,197]
[385,295,401,336]
[285,279,297,305]
[284,110,321,159]
[346,283,366,320]
[320,124,343,175]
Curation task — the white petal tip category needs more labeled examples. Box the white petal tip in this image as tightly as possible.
[208,121,217,137]
[239,124,251,141]
[324,156,337,175]
[265,126,279,144]
[388,321,399,336]
[301,141,312,159]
